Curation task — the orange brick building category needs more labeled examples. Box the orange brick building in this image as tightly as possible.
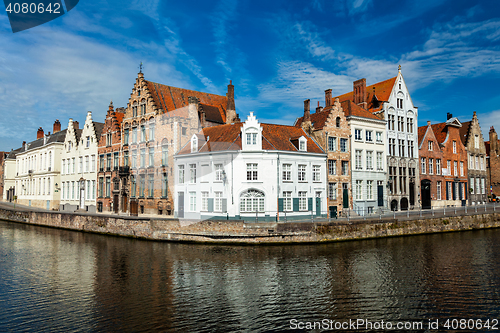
[97,102,125,213]
[419,114,468,207]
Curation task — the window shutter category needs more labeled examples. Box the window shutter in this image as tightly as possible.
[458,183,463,200]
[222,199,227,213]
[293,198,299,212]
[308,198,313,211]
[316,197,321,216]
[208,198,214,212]
[278,198,284,212]
[446,182,449,200]
[452,182,456,200]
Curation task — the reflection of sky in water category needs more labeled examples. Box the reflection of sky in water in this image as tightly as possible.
[1,221,500,332]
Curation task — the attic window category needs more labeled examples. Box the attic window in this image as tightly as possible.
[336,117,340,128]
[138,89,141,96]
[399,84,401,89]
[299,136,307,151]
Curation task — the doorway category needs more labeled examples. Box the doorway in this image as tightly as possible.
[421,179,431,209]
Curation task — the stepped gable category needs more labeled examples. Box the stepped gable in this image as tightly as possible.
[335,76,397,112]
[144,80,227,123]
[178,123,323,155]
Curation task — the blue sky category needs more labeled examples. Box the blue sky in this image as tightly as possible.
[1,0,500,151]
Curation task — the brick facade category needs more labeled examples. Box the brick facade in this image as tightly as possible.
[296,94,352,217]
[418,121,446,208]
[487,127,500,197]
[97,102,125,213]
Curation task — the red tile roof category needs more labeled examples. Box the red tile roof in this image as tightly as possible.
[145,80,227,123]
[114,111,124,125]
[430,122,448,145]
[340,100,382,121]
[178,123,324,155]
[294,107,333,130]
[334,76,397,112]
[418,125,428,146]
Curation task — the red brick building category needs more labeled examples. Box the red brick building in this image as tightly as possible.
[419,114,468,208]
[97,102,125,213]
[486,126,500,197]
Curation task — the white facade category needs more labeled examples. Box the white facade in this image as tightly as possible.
[381,69,419,210]
[14,133,64,210]
[3,150,19,201]
[349,116,387,215]
[174,113,327,221]
[60,112,100,213]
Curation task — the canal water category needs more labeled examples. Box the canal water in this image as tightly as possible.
[1,220,500,332]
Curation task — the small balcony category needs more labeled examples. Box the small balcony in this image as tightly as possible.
[119,166,130,176]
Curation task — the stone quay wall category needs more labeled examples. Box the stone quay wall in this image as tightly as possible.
[1,205,500,244]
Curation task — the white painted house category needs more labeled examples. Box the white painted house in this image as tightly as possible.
[342,100,388,215]
[174,112,327,221]
[14,121,65,210]
[60,112,104,213]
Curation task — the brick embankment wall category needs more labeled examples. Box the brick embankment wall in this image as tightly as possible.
[1,206,500,244]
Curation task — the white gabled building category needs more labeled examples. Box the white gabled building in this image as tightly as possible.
[60,112,104,213]
[174,112,327,221]
[342,100,388,215]
[14,120,65,210]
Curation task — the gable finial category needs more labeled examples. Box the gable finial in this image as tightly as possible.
[398,64,401,72]
[139,62,143,73]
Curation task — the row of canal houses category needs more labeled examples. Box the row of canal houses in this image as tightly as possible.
[1,67,493,220]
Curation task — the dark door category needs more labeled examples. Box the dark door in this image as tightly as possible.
[122,194,128,212]
[410,182,415,206]
[343,189,349,209]
[130,200,138,216]
[178,192,184,218]
[421,179,431,209]
[329,206,337,219]
[391,199,398,211]
[401,197,409,210]
[113,195,119,213]
[315,197,321,216]
[377,185,384,207]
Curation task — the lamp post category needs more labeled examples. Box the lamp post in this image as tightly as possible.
[79,177,85,210]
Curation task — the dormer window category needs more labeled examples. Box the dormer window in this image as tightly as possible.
[299,136,307,151]
[246,133,257,145]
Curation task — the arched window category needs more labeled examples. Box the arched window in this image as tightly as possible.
[336,117,340,128]
[240,189,265,213]
[141,99,147,115]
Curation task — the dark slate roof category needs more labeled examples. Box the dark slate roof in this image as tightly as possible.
[6,147,22,159]
[21,129,67,153]
[93,122,105,138]
[459,120,471,146]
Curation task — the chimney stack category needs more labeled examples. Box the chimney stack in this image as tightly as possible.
[303,99,311,123]
[226,80,236,124]
[316,101,323,113]
[37,127,44,140]
[447,113,452,120]
[53,119,61,133]
[353,78,367,109]
[73,121,79,130]
[490,126,498,153]
[325,89,332,108]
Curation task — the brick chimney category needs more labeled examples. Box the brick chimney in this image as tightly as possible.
[226,80,236,124]
[303,99,311,122]
[37,127,44,140]
[199,105,206,128]
[188,96,200,128]
[447,113,452,120]
[353,78,367,109]
[316,101,323,113]
[325,89,332,108]
[73,121,79,130]
[53,119,61,133]
[490,126,498,153]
